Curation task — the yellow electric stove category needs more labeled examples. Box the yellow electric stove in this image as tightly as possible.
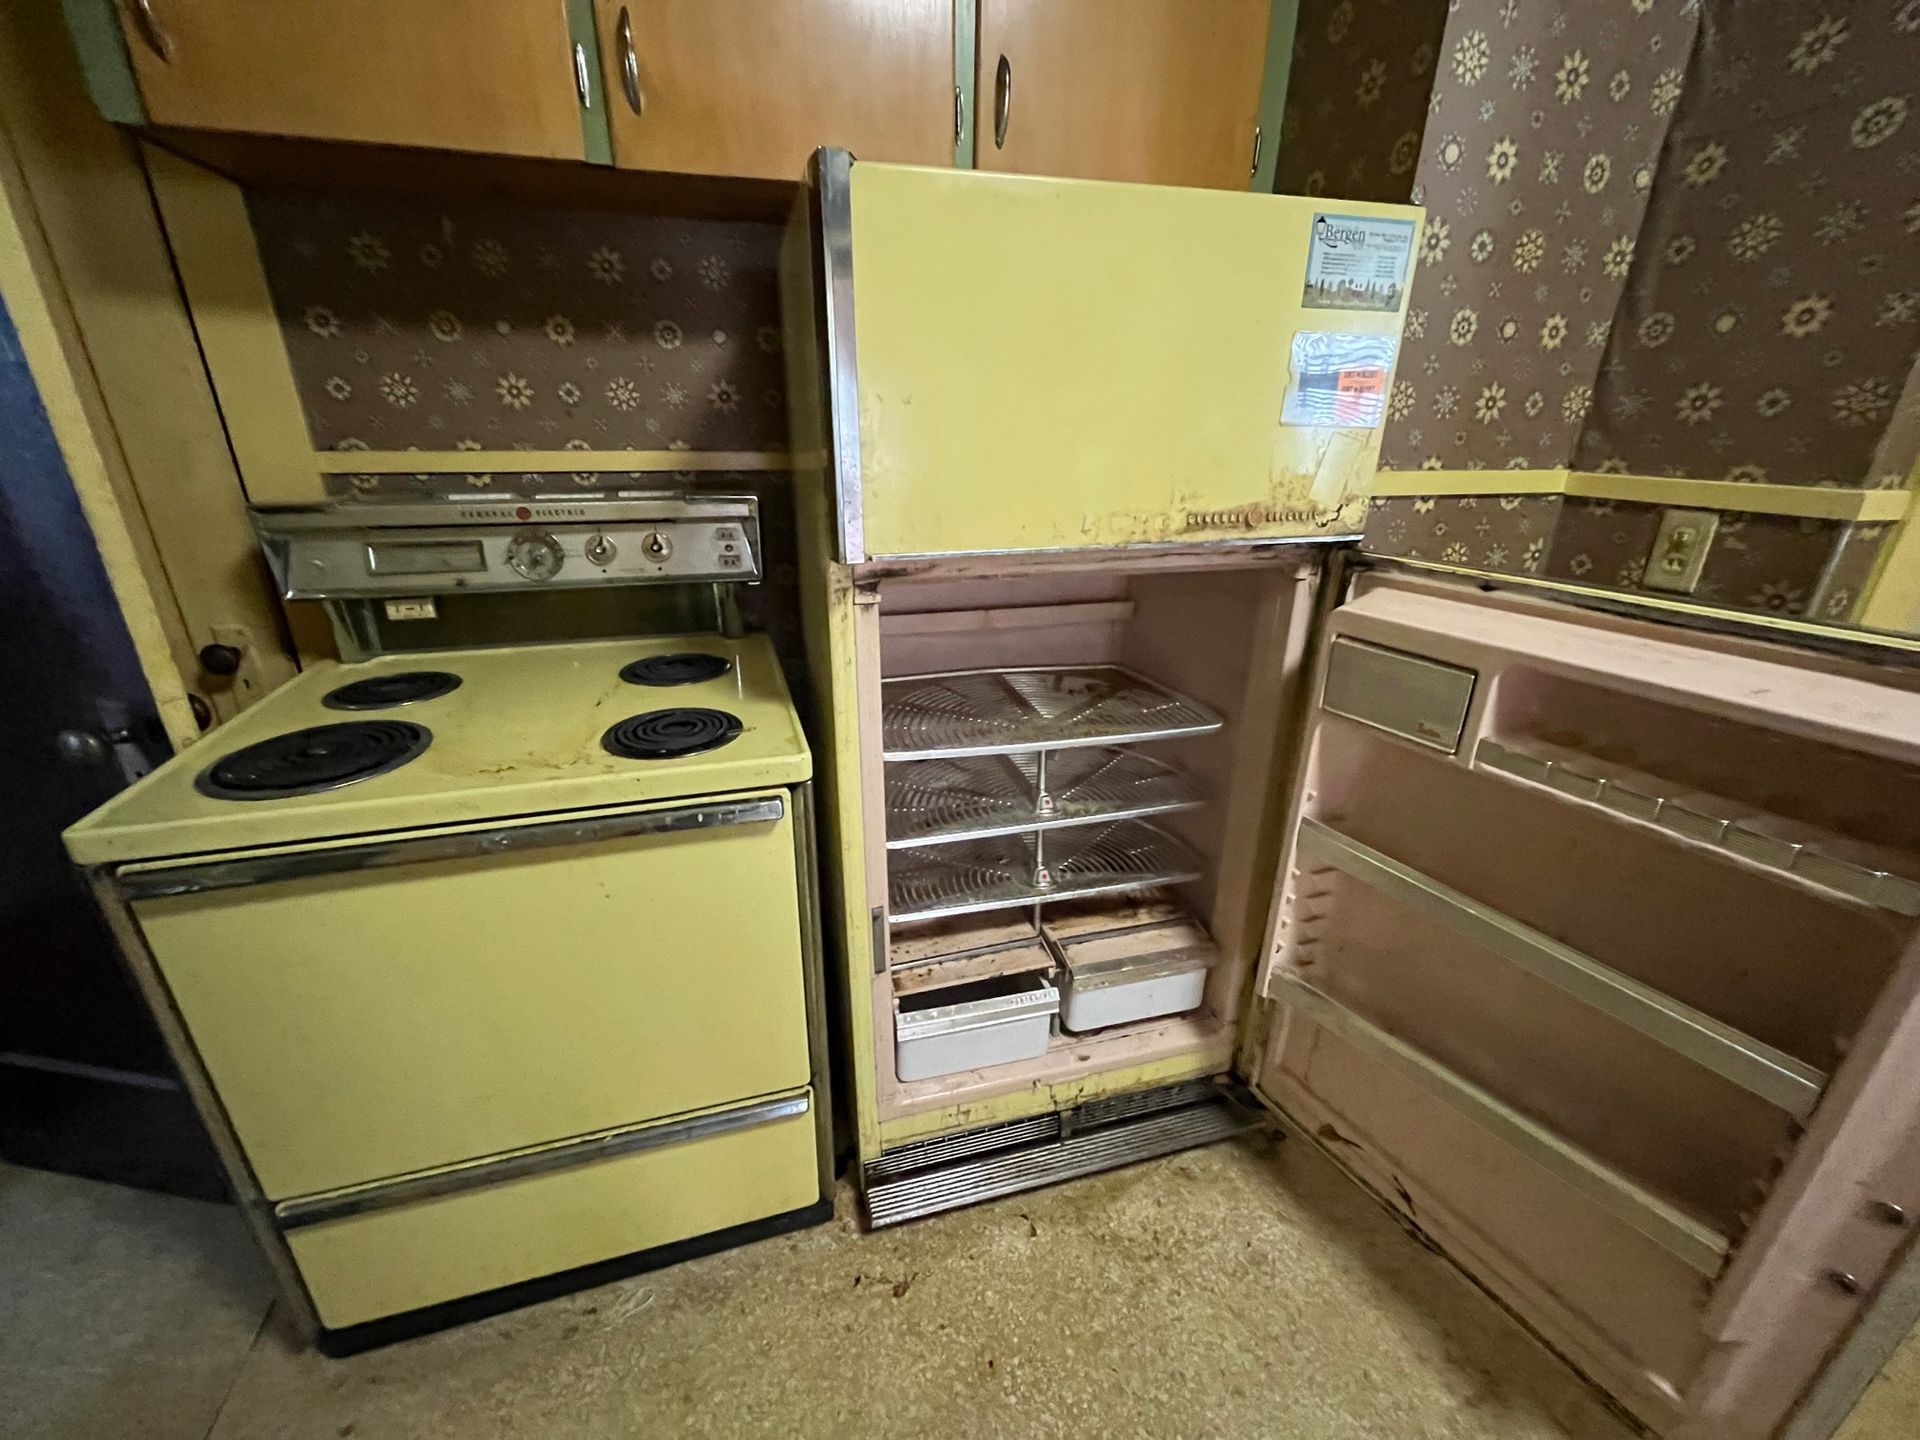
[67,629,831,1351]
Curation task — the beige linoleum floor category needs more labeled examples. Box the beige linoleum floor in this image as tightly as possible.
[4,1135,1916,1440]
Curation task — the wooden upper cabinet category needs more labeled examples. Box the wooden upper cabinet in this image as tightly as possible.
[593,0,952,180]
[976,0,1271,189]
[114,0,587,160]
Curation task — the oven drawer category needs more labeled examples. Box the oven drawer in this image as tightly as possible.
[128,792,812,1199]
[285,1090,820,1330]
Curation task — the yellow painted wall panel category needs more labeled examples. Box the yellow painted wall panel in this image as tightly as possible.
[136,799,810,1198]
[290,1102,819,1328]
[848,164,1420,557]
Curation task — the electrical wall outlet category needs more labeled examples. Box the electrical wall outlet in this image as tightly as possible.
[1641,508,1718,594]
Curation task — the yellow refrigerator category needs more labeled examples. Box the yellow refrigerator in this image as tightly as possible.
[783,151,1920,1440]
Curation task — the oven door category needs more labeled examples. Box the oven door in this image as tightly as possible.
[119,791,812,1201]
[1245,570,1920,1440]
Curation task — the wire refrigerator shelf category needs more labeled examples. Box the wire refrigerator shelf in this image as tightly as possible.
[885,748,1204,848]
[880,666,1223,761]
[888,820,1205,925]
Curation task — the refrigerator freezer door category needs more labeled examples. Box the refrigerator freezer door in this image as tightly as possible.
[828,160,1419,561]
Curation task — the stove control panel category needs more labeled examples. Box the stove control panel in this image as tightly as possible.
[254,497,761,600]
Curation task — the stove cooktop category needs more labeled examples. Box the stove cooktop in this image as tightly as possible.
[66,635,810,866]
[602,707,744,760]
[195,721,433,801]
[323,670,464,710]
[619,653,733,687]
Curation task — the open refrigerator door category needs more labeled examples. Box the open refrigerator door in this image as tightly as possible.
[1249,559,1920,1440]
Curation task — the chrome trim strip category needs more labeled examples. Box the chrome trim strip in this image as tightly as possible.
[275,1092,812,1230]
[863,531,1363,565]
[118,797,787,899]
[251,496,759,531]
[1272,974,1732,1276]
[1297,818,1827,1118]
[815,148,866,564]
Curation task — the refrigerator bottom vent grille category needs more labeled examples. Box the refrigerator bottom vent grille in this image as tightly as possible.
[863,1098,1257,1227]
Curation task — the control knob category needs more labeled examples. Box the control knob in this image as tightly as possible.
[505,529,565,581]
[641,530,674,563]
[584,532,618,567]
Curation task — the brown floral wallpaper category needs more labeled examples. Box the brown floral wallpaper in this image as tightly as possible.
[1820,521,1896,625]
[1577,2,1920,488]
[1338,0,1915,624]
[1364,494,1883,622]
[244,191,788,453]
[1363,493,1560,572]
[1378,0,1700,472]
[228,9,1916,634]
[1548,499,1846,619]
[1271,0,1447,204]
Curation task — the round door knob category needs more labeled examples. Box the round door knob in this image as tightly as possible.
[641,530,673,562]
[198,642,243,676]
[584,532,618,567]
[55,727,128,767]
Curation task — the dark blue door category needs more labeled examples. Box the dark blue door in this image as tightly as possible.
[0,295,220,1196]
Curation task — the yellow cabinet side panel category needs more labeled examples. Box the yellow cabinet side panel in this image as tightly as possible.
[289,1101,819,1329]
[848,164,1420,557]
[136,799,811,1198]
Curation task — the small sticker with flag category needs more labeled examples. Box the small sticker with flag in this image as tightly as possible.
[1281,332,1398,429]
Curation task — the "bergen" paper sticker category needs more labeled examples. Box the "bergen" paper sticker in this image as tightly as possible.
[1303,213,1415,312]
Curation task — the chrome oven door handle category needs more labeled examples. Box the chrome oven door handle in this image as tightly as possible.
[116,796,786,898]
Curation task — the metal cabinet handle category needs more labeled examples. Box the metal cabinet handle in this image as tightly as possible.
[573,42,592,108]
[1250,124,1264,180]
[128,0,172,60]
[993,53,1011,149]
[616,5,643,115]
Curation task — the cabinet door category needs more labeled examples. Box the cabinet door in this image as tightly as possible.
[595,0,951,180]
[114,0,586,159]
[975,0,1270,188]
[1250,572,1920,1440]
